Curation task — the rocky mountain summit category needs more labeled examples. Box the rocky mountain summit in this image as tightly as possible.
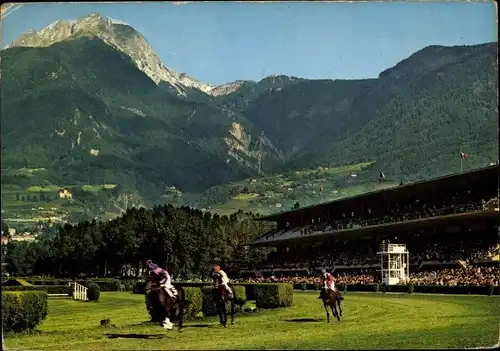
[7,13,238,97]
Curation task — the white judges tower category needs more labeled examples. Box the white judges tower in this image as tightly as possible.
[377,243,410,285]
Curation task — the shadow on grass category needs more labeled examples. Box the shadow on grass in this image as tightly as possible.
[182,323,212,328]
[105,333,166,339]
[285,318,323,323]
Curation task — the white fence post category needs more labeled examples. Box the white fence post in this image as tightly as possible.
[72,282,88,301]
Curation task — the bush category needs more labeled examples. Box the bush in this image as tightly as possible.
[86,283,101,302]
[255,283,293,309]
[201,287,217,317]
[233,285,247,302]
[237,283,256,300]
[183,287,203,319]
[407,283,415,294]
[242,301,258,313]
[2,291,48,333]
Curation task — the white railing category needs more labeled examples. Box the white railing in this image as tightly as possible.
[378,243,407,253]
[71,282,88,301]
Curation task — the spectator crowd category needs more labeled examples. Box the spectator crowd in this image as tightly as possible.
[234,265,499,287]
[262,190,497,242]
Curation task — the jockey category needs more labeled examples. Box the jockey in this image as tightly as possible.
[146,260,178,299]
[321,269,337,293]
[213,264,233,298]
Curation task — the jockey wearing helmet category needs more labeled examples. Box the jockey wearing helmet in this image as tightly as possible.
[213,263,233,298]
[321,269,337,293]
[146,260,178,299]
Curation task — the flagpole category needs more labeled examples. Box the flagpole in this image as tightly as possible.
[460,151,463,173]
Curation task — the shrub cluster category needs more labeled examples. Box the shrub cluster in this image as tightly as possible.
[255,283,293,309]
[86,282,101,301]
[144,283,281,321]
[2,291,48,333]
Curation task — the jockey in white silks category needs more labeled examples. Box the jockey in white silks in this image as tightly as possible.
[213,264,233,298]
[146,260,178,299]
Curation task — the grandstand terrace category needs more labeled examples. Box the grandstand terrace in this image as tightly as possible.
[246,165,499,286]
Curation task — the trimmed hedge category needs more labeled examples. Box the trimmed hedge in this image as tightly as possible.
[11,278,122,292]
[87,283,101,301]
[199,285,247,317]
[201,287,218,317]
[255,283,293,309]
[183,287,203,319]
[3,285,72,295]
[144,286,204,321]
[2,291,48,333]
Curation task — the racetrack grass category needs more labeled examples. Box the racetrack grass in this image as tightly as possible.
[4,292,499,350]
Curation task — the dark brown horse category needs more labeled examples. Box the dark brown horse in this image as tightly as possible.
[212,273,235,327]
[319,287,343,323]
[145,275,188,331]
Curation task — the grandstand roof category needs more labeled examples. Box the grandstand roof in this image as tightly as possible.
[256,164,499,222]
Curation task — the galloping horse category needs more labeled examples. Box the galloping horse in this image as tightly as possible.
[145,275,187,331]
[319,287,343,323]
[212,272,235,327]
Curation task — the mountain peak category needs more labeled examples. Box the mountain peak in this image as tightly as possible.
[6,13,233,97]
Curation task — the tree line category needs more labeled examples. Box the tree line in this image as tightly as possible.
[1,205,272,279]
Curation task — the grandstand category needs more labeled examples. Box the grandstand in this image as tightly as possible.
[246,165,499,287]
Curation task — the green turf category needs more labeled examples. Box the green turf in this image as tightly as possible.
[4,292,499,350]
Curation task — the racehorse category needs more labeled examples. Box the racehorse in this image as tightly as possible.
[319,287,343,323]
[145,275,187,331]
[212,272,235,327]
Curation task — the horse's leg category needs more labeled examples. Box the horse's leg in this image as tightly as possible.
[220,300,227,327]
[230,299,235,326]
[324,304,330,323]
[331,303,340,322]
[163,307,173,330]
[216,301,225,327]
[177,301,184,332]
[337,297,343,317]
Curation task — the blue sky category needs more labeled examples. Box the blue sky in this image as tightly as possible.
[2,1,497,85]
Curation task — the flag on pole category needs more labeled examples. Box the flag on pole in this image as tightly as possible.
[460,152,469,159]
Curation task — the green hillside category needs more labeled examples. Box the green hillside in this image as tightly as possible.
[1,18,497,229]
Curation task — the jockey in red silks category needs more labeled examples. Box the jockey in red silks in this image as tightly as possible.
[321,269,337,292]
[213,264,233,298]
[146,260,178,299]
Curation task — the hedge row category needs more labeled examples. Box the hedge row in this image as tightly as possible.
[292,283,499,295]
[6,278,125,292]
[255,283,293,308]
[3,285,73,295]
[142,283,291,321]
[2,291,48,333]
[200,285,247,317]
